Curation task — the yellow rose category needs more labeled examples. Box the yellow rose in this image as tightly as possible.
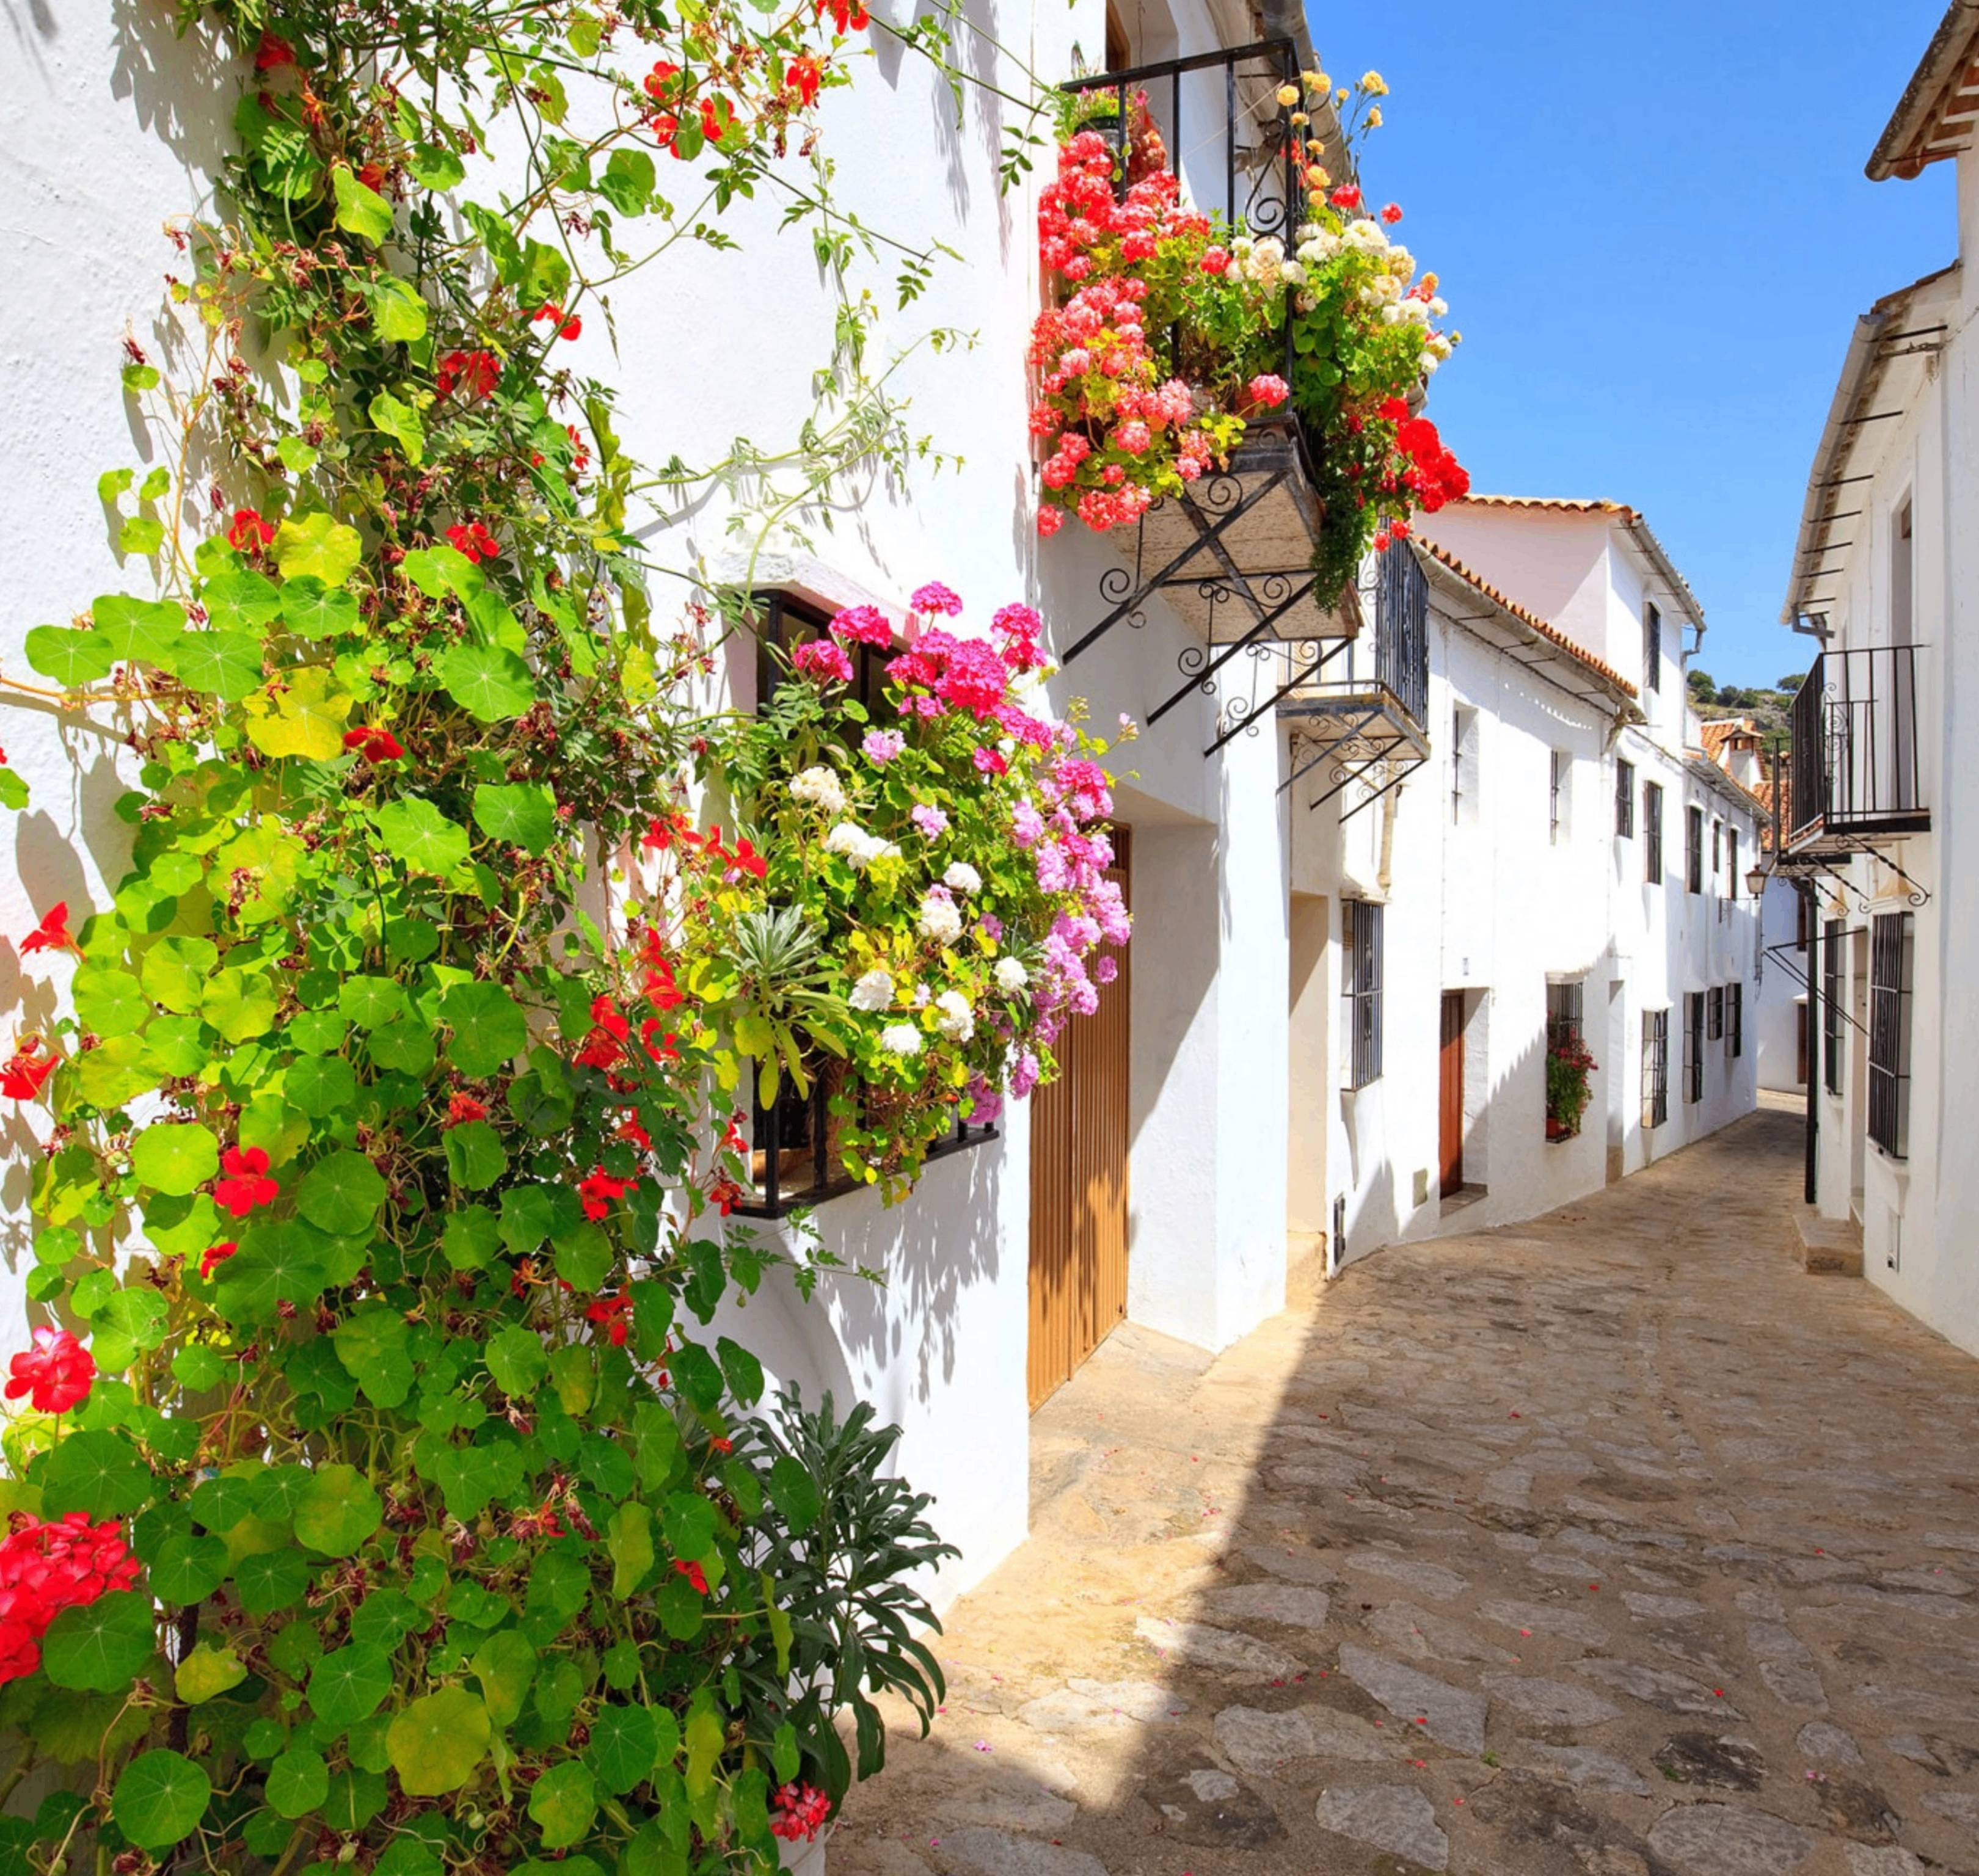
[1313,71,1331,93]
[1366,105,1383,127]
[1305,164,1330,187]
[1290,111,1309,127]
[1276,82,1300,107]
[1335,87,1349,104]
[1361,70,1388,95]
[1421,270,1440,293]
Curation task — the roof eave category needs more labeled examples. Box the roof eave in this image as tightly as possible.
[1868,0,1979,180]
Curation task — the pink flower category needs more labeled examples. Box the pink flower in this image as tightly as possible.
[1198,245,1231,275]
[910,581,964,617]
[830,604,894,647]
[862,729,906,764]
[911,804,949,838]
[973,746,1008,777]
[1010,1051,1041,1099]
[1095,954,1118,984]
[791,639,855,685]
[1247,374,1290,409]
[963,1076,1004,1127]
[1037,505,1065,537]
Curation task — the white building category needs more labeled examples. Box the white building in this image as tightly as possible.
[1774,0,1979,1352]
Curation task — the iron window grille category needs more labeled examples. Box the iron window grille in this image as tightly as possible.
[1616,758,1635,838]
[1727,982,1743,1058]
[1644,783,1664,883]
[1344,899,1385,1090]
[1645,602,1662,694]
[1711,820,1722,874]
[1374,542,1431,726]
[1728,827,1740,901]
[1708,986,1724,1041]
[1684,993,1704,1104]
[1642,1008,1669,1129]
[1546,980,1585,1050]
[1686,805,1705,894]
[1868,911,1913,1158]
[1823,918,1843,1095]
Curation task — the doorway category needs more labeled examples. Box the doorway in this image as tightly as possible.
[1028,830,1132,1409]
[1439,991,1465,1197]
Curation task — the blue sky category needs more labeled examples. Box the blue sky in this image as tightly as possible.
[1316,0,1957,688]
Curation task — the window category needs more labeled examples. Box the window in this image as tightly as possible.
[1684,993,1704,1104]
[1727,981,1744,1058]
[1644,783,1664,883]
[1642,1009,1669,1128]
[1344,900,1385,1090]
[1728,827,1740,901]
[1796,892,1812,953]
[1822,918,1843,1095]
[753,590,886,713]
[1707,986,1724,1041]
[1547,980,1584,1049]
[1450,707,1479,826]
[1868,912,1914,1158]
[1550,751,1568,843]
[1644,602,1662,693]
[1686,805,1705,893]
[1616,758,1635,838]
[1711,820,1722,874]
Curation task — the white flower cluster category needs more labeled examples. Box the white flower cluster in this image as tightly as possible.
[850,967,895,1012]
[994,956,1029,994]
[880,1023,922,1058]
[917,892,964,944]
[1230,234,1306,291]
[823,821,900,870]
[790,765,847,815]
[933,990,975,1042]
[942,861,982,895]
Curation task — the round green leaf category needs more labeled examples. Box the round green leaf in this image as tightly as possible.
[442,981,528,1077]
[266,1747,330,1819]
[280,577,361,639]
[42,1590,156,1690]
[40,1430,152,1518]
[438,642,536,722]
[173,631,266,700]
[286,1054,357,1118]
[234,1547,312,1617]
[471,1631,538,1726]
[112,1749,211,1850]
[375,797,471,875]
[273,512,362,587]
[293,1462,383,1556]
[584,1704,659,1795]
[149,1533,229,1605]
[94,595,186,665]
[73,964,151,1040]
[386,1686,492,1795]
[484,1325,548,1400]
[527,1760,597,1850]
[129,1121,219,1197]
[24,626,114,688]
[307,1643,393,1728]
[140,936,219,1014]
[332,164,395,243]
[175,1641,247,1704]
[295,1149,387,1237]
[472,782,557,856]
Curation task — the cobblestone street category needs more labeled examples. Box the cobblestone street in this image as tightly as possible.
[832,1107,1979,1876]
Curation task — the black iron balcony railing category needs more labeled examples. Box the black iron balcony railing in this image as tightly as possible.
[1372,542,1430,725]
[1787,645,1928,848]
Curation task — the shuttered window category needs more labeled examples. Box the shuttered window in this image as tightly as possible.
[1644,784,1664,883]
[1344,900,1385,1090]
[1727,982,1743,1058]
[1616,758,1635,838]
[1686,806,1705,894]
[1868,912,1912,1158]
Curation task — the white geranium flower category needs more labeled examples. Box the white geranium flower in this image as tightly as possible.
[790,765,847,815]
[880,1022,923,1058]
[823,823,897,871]
[942,862,983,895]
[850,968,894,1012]
[918,893,964,943]
[994,956,1029,994]
[934,990,975,1042]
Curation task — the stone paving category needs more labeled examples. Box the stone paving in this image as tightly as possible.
[829,1107,1979,1876]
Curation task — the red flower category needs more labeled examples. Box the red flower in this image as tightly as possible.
[253,29,296,68]
[443,1093,487,1127]
[972,746,1008,777]
[530,304,582,341]
[640,1020,679,1063]
[1330,184,1363,209]
[817,0,870,31]
[341,725,404,763]
[709,1436,734,1456]
[724,836,768,881]
[577,1167,636,1221]
[357,162,387,192]
[1378,396,1411,423]
[575,995,631,1071]
[6,1329,94,1414]
[1373,531,1392,553]
[213,1145,279,1218]
[0,1514,140,1689]
[672,1558,710,1594]
[710,1177,745,1216]
[829,605,892,648]
[787,56,823,106]
[699,96,732,145]
[18,905,75,958]
[1198,245,1231,275]
[618,1113,653,1151]
[445,521,501,564]
[199,1241,238,1282]
[770,1784,833,1844]
[643,60,681,98]
[436,349,500,401]
[0,1041,57,1102]
[227,507,275,553]
[791,639,854,685]
[1381,202,1404,224]
[586,1291,632,1347]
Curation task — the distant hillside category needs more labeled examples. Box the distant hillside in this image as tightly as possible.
[1690,667,1804,745]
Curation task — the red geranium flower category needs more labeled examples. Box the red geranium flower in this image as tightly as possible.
[445,521,501,564]
[213,1145,279,1218]
[672,1558,710,1595]
[341,725,404,763]
[436,349,500,401]
[253,30,296,69]
[227,508,275,553]
[1381,202,1404,224]
[199,1241,238,1281]
[18,904,75,958]
[770,1784,833,1843]
[0,1041,57,1102]
[5,1329,95,1414]
[1330,184,1363,209]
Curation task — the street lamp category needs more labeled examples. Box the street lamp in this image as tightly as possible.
[1746,862,1771,900]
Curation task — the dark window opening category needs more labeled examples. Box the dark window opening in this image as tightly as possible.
[1642,1008,1669,1129]
[1684,992,1704,1104]
[1645,602,1663,694]
[1686,805,1705,894]
[1644,783,1664,884]
[1729,827,1740,901]
[1344,900,1385,1091]
[1822,918,1844,1095]
[1868,911,1913,1158]
[1728,981,1744,1059]
[1616,758,1635,838]
[753,590,887,715]
[1708,986,1724,1041]
[1546,980,1585,1051]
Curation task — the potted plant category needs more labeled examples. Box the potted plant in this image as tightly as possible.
[1546,1034,1598,1140]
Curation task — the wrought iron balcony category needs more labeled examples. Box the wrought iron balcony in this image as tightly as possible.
[1787,645,1929,851]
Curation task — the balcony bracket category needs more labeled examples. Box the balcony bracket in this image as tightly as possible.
[1339,754,1429,825]
[1208,636,1353,756]
[1773,849,1875,912]
[1827,834,1933,907]
[1146,572,1322,729]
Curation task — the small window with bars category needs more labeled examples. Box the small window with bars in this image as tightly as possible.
[1868,912,1913,1158]
[1450,707,1479,826]
[1823,918,1843,1095]
[1344,900,1385,1091]
[1615,758,1635,838]
[1686,805,1705,893]
[1644,783,1664,883]
[1642,1008,1669,1129]
[1684,992,1704,1104]
[1727,981,1744,1058]
[1645,602,1662,693]
[1546,980,1585,1049]
[1708,986,1724,1041]
[1729,827,1740,901]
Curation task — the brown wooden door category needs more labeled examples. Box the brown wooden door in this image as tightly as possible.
[1438,991,1465,1197]
[1028,831,1132,1409]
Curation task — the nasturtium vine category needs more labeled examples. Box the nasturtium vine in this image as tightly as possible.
[0,0,980,1870]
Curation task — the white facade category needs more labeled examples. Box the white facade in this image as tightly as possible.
[1774,2,1979,1354]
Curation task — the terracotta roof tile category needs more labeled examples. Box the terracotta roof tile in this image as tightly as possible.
[1415,540,1641,701]
[1453,494,1638,518]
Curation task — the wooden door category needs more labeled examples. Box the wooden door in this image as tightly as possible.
[1438,991,1465,1197]
[1028,831,1132,1409]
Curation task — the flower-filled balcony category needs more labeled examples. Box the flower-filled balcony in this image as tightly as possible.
[1037,40,1467,745]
